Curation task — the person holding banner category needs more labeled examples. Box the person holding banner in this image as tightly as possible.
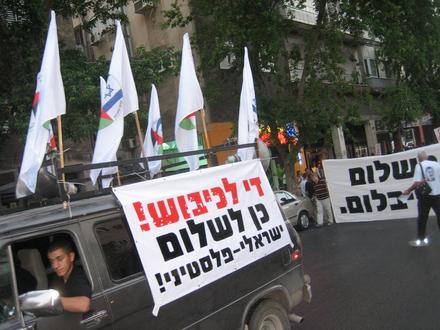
[403,151,440,247]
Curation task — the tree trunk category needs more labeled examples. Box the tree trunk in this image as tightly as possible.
[393,129,403,152]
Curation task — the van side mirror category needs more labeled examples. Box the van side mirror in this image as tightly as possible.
[19,289,63,316]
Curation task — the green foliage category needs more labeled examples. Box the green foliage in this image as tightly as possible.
[0,0,180,147]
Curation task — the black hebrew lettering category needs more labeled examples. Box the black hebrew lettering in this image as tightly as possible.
[254,234,264,249]
[349,167,366,186]
[269,226,282,241]
[262,231,271,244]
[199,256,213,273]
[221,248,234,263]
[186,219,208,248]
[366,165,374,184]
[387,191,408,210]
[155,273,165,293]
[346,196,364,213]
[373,160,390,182]
[187,261,201,279]
[207,215,233,241]
[228,208,244,232]
[255,203,270,224]
[209,248,221,267]
[179,228,194,253]
[248,206,262,230]
[371,189,387,211]
[170,269,182,286]
[164,272,171,282]
[363,195,372,212]
[243,235,253,252]
[157,233,184,261]
[392,159,417,180]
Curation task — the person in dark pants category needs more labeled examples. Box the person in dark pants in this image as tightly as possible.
[403,151,440,247]
[47,240,91,313]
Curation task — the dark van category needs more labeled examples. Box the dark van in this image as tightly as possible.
[0,194,311,330]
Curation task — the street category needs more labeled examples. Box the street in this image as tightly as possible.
[293,217,440,330]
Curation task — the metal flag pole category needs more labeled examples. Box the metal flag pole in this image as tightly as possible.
[133,111,151,179]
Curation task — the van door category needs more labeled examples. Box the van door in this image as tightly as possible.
[81,215,153,329]
[1,224,113,330]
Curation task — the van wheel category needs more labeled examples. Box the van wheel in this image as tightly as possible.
[296,211,310,231]
[249,300,290,330]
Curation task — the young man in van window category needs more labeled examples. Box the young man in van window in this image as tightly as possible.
[47,240,91,313]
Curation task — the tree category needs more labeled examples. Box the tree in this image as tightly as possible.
[341,0,440,148]
[0,0,178,151]
[163,0,369,192]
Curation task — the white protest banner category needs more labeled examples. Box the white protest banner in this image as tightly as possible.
[112,159,291,315]
[323,144,440,223]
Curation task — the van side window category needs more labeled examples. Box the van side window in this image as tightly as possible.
[0,249,16,323]
[95,218,142,281]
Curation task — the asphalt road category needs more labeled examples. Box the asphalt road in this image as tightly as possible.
[293,217,440,330]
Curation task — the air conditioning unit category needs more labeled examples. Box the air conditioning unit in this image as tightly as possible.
[134,0,156,15]
[90,31,103,45]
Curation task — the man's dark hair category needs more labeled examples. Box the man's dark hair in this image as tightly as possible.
[47,240,74,254]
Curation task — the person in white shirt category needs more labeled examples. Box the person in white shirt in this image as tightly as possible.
[403,151,440,247]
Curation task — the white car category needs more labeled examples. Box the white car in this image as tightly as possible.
[275,190,315,230]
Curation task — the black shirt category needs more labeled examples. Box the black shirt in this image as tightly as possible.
[49,266,91,298]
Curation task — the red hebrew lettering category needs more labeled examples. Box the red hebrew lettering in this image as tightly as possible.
[147,198,179,227]
[203,189,212,202]
[250,177,264,196]
[222,178,238,204]
[140,223,150,232]
[187,192,208,217]
[243,179,251,192]
[210,187,227,209]
[177,195,191,220]
[133,201,146,221]
[132,201,150,232]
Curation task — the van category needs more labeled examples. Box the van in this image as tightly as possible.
[0,176,311,330]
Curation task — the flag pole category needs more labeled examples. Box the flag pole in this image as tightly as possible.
[133,111,144,155]
[57,115,66,186]
[200,108,211,149]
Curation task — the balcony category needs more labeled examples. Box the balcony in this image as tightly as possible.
[133,0,157,15]
[365,77,396,91]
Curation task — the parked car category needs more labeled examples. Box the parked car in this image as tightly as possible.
[0,193,312,330]
[275,190,315,231]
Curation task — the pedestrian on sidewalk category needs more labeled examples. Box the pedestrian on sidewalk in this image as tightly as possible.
[403,151,440,247]
[311,172,334,227]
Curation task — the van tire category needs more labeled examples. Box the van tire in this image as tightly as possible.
[248,300,290,330]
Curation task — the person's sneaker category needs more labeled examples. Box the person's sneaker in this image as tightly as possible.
[409,238,429,247]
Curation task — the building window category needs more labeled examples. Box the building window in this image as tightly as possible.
[74,26,84,46]
[364,58,379,78]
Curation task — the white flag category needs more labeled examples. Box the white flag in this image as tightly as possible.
[90,76,124,187]
[90,21,139,187]
[175,33,204,171]
[109,20,139,117]
[237,47,258,161]
[142,84,163,177]
[16,11,66,198]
